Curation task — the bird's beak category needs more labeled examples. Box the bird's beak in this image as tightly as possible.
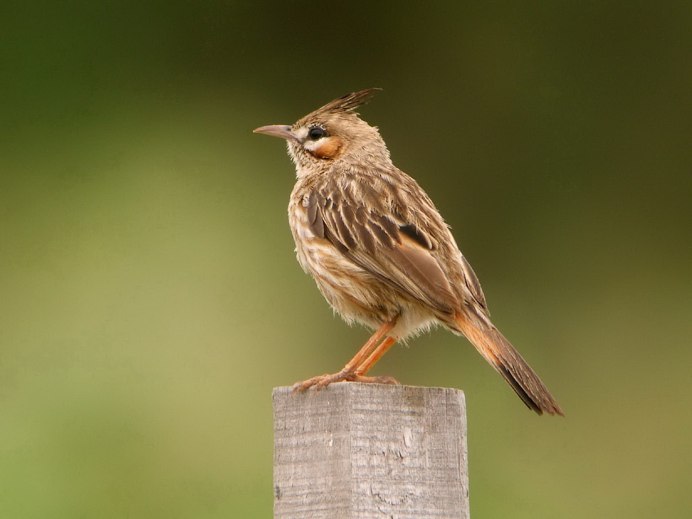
[253,124,296,141]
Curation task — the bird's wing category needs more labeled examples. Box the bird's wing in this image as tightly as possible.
[305,182,461,316]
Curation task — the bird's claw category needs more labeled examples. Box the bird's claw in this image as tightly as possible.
[292,371,400,392]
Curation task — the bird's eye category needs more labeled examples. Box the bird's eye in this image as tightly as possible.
[308,127,327,140]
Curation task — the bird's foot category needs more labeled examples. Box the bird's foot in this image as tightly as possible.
[292,370,399,392]
[354,374,400,385]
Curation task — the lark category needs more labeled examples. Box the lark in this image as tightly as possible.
[254,89,562,415]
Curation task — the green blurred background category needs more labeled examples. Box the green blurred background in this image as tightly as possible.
[2,1,690,517]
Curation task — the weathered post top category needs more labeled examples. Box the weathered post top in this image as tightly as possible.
[273,383,469,519]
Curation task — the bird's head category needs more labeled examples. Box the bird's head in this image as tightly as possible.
[254,88,391,174]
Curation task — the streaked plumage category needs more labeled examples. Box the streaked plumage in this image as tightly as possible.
[254,89,562,415]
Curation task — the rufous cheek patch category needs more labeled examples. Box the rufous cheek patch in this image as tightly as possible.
[311,137,343,159]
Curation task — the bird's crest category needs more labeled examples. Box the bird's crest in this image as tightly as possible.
[314,88,382,115]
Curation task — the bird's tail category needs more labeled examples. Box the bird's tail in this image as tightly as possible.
[454,309,563,416]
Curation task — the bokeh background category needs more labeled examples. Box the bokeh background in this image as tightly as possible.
[2,2,691,517]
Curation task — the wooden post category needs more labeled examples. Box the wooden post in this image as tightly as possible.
[273,383,469,519]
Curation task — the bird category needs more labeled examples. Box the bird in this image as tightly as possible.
[254,88,563,415]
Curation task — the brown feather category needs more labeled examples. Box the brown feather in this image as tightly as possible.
[305,178,459,316]
[261,88,563,414]
[389,236,458,314]
[311,136,343,159]
[454,310,563,416]
[314,88,382,114]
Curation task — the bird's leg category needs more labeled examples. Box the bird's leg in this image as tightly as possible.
[351,336,399,384]
[293,317,398,391]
